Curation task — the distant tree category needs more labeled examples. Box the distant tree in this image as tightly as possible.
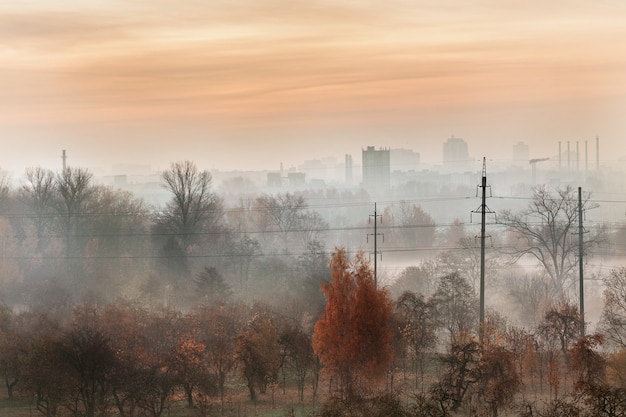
[539,300,582,363]
[279,323,315,402]
[19,318,69,417]
[254,193,307,253]
[297,211,328,250]
[433,331,480,413]
[430,272,478,342]
[570,333,606,391]
[136,308,181,417]
[195,302,246,412]
[437,235,502,293]
[20,166,56,239]
[231,235,261,290]
[500,186,602,296]
[505,272,551,326]
[0,168,9,203]
[61,304,117,417]
[569,334,626,417]
[383,201,436,249]
[390,262,436,299]
[395,291,437,388]
[476,316,522,417]
[170,319,206,408]
[601,267,626,349]
[99,302,149,417]
[157,160,222,248]
[0,305,23,399]
[292,241,329,314]
[55,167,94,236]
[236,312,281,401]
[54,167,95,273]
[608,349,626,389]
[312,249,394,399]
[82,185,151,297]
[194,266,231,301]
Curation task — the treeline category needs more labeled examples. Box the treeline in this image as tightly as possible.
[2,260,626,417]
[0,161,342,309]
[3,159,626,416]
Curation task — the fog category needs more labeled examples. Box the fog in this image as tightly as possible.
[0,142,624,330]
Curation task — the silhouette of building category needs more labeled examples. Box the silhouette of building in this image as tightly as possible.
[267,172,282,187]
[442,136,470,172]
[287,172,305,187]
[390,148,420,172]
[362,146,390,192]
[345,154,353,185]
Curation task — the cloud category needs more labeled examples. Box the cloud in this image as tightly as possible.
[1,0,626,134]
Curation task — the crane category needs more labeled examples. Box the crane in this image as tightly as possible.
[529,157,550,186]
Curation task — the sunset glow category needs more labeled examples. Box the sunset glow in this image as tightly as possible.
[2,1,626,172]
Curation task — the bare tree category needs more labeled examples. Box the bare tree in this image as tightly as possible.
[297,210,328,249]
[383,201,436,249]
[20,167,56,239]
[500,186,601,296]
[254,193,307,253]
[157,160,222,247]
[55,167,95,287]
[0,168,10,204]
[430,272,478,342]
[396,291,437,389]
[601,267,626,349]
[538,300,582,363]
[55,167,94,235]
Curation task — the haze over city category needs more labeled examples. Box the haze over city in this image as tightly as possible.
[4,3,626,417]
[2,1,626,174]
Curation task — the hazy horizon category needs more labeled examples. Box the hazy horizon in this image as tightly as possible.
[2,1,626,175]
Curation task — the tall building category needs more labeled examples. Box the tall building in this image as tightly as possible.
[345,154,353,185]
[442,136,470,172]
[362,146,390,192]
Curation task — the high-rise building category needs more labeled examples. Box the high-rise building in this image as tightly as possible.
[345,154,353,184]
[442,136,470,172]
[362,146,390,192]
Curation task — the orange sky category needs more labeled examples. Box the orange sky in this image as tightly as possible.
[2,1,626,174]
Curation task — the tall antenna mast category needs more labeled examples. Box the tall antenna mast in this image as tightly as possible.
[368,203,384,287]
[471,158,495,330]
[578,187,586,337]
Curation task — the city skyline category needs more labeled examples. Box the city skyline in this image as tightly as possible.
[2,1,626,175]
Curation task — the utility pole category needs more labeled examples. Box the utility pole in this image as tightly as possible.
[578,187,585,337]
[472,158,495,329]
[368,203,383,287]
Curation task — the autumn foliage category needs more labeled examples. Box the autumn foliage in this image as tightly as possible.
[312,248,394,398]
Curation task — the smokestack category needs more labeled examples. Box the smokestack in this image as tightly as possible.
[567,141,571,170]
[345,154,353,184]
[576,141,579,171]
[559,141,562,171]
[62,149,67,171]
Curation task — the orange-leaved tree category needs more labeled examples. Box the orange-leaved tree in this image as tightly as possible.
[312,248,394,398]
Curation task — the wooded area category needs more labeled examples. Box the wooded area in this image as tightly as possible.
[0,161,624,416]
